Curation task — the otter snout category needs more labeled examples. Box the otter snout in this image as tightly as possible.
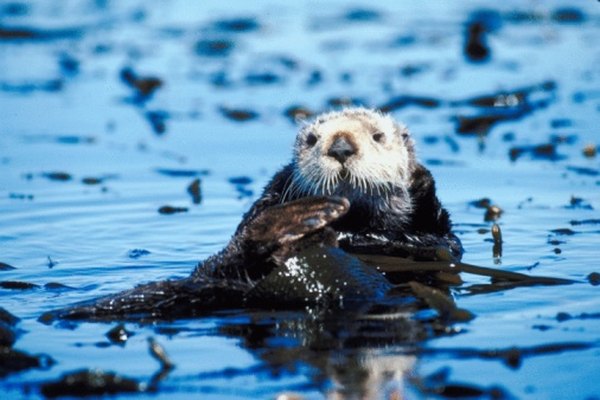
[327,135,357,164]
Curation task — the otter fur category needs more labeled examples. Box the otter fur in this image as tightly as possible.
[214,107,461,265]
[42,108,461,321]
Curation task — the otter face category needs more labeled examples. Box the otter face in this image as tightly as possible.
[287,108,416,202]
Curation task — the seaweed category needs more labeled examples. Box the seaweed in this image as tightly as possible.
[157,205,188,215]
[187,178,202,204]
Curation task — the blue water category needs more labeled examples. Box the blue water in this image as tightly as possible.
[1,1,599,399]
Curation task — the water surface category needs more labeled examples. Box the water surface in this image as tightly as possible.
[1,1,599,399]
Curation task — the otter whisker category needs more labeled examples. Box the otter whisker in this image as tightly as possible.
[301,166,319,194]
[288,180,304,202]
[281,172,297,203]
[324,171,334,195]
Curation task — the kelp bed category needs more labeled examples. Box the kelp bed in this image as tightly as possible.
[1,1,599,399]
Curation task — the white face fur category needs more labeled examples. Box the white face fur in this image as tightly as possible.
[284,108,416,203]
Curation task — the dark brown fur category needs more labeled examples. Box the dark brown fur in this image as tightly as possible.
[42,110,461,321]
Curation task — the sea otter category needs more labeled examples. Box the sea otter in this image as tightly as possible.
[228,107,462,260]
[41,108,461,321]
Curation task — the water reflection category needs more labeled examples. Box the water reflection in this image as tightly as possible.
[166,307,425,399]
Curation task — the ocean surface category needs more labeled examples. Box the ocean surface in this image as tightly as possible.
[1,1,599,399]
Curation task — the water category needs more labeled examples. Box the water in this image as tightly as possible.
[1,1,599,398]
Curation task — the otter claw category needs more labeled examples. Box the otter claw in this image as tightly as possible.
[302,217,322,228]
[247,196,350,245]
[327,196,351,210]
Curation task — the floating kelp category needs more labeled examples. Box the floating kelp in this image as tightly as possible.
[424,159,465,167]
[484,205,503,222]
[460,81,555,108]
[356,254,575,289]
[40,339,174,396]
[556,311,600,322]
[41,172,72,181]
[492,224,502,259]
[0,347,54,378]
[566,166,599,177]
[195,39,235,57]
[44,282,75,291]
[148,337,174,370]
[81,177,102,185]
[120,67,163,101]
[8,193,34,200]
[284,105,315,123]
[244,71,282,86]
[468,198,503,222]
[509,143,563,162]
[229,176,254,198]
[0,281,40,290]
[0,79,63,93]
[155,168,210,178]
[418,341,593,370]
[187,178,202,204]
[212,18,260,33]
[551,7,586,24]
[106,324,133,344]
[464,21,490,62]
[565,196,593,210]
[157,205,188,215]
[409,281,474,323]
[378,95,441,113]
[228,176,252,185]
[2,1,599,398]
[145,110,169,135]
[1,3,28,16]
[305,69,322,86]
[0,308,20,326]
[0,262,16,271]
[0,322,16,347]
[127,249,150,259]
[22,134,96,145]
[469,198,491,209]
[462,9,504,63]
[457,111,527,137]
[0,307,20,348]
[58,53,79,77]
[47,257,58,269]
[344,8,382,22]
[586,272,600,286]
[219,106,259,122]
[0,310,54,376]
[582,144,597,158]
[455,81,556,137]
[0,25,81,41]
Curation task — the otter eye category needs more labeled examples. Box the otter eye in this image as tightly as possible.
[306,133,318,147]
[372,132,384,143]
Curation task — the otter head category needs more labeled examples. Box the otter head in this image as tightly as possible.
[286,107,417,204]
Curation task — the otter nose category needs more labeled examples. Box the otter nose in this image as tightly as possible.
[327,137,356,164]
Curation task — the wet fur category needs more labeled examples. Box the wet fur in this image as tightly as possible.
[236,108,458,252]
[43,108,461,321]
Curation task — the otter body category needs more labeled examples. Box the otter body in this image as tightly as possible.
[202,107,461,279]
[44,108,461,322]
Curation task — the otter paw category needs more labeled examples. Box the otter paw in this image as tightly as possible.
[248,196,349,245]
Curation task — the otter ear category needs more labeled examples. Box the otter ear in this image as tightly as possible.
[294,113,310,125]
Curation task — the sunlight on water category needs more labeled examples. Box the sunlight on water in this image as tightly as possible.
[1,0,599,399]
